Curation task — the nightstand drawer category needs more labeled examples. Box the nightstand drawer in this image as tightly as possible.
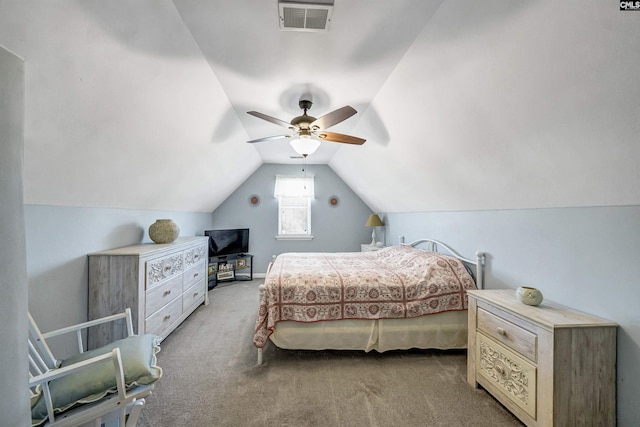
[476,332,537,419]
[477,307,537,362]
[361,244,385,252]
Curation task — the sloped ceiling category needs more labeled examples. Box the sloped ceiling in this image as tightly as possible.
[1,1,638,213]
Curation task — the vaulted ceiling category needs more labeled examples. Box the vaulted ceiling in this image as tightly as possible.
[1,1,639,213]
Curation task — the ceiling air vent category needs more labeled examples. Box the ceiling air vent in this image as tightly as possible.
[279,2,333,32]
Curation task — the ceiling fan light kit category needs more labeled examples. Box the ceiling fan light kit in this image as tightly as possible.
[290,138,321,157]
[247,99,365,157]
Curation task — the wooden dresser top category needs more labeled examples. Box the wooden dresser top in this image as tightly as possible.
[468,289,617,330]
[88,236,207,257]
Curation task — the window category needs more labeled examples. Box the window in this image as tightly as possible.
[274,175,314,239]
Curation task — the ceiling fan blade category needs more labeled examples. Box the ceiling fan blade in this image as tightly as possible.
[317,131,366,145]
[247,134,292,144]
[310,106,357,130]
[247,111,294,129]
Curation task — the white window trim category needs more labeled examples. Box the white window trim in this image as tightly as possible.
[275,234,314,240]
[274,175,314,198]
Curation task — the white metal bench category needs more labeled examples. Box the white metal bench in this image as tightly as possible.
[28,309,162,427]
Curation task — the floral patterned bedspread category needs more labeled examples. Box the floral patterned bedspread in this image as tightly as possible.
[253,245,477,348]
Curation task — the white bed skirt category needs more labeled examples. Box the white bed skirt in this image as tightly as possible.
[269,310,468,352]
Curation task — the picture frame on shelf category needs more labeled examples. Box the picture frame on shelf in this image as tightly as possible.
[217,270,234,281]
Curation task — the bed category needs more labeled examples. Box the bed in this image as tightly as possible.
[253,239,485,364]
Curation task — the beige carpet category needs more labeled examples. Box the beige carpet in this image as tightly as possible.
[138,280,523,427]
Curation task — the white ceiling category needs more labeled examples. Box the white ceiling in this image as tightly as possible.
[1,1,639,213]
[171,0,444,163]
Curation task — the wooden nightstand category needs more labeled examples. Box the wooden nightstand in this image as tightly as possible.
[467,289,617,426]
[361,244,384,252]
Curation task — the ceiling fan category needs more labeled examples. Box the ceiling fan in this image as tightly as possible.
[246,100,365,156]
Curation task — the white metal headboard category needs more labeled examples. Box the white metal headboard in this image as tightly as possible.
[401,238,486,289]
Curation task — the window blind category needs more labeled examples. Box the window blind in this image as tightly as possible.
[274,175,315,198]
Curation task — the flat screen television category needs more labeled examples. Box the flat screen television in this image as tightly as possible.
[204,228,249,258]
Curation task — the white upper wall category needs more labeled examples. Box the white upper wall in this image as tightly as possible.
[332,1,640,212]
[0,0,261,212]
[0,1,638,213]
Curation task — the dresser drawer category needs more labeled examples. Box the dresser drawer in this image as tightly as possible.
[183,278,206,312]
[476,332,537,419]
[145,297,182,337]
[183,260,206,289]
[184,244,207,268]
[477,307,537,362]
[145,274,182,315]
[146,252,184,288]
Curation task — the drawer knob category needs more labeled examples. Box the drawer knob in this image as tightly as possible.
[496,327,507,336]
[193,273,199,278]
[193,292,199,297]
[163,314,171,321]
[494,365,506,376]
[163,289,172,296]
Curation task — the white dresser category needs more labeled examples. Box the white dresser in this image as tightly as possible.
[467,289,617,426]
[88,237,208,349]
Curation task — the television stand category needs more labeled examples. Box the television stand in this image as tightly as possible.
[208,253,253,289]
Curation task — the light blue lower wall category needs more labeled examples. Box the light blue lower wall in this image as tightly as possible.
[384,206,640,426]
[25,204,214,357]
[24,202,638,423]
[211,164,374,273]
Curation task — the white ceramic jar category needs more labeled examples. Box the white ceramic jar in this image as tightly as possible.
[516,286,544,306]
[148,219,180,244]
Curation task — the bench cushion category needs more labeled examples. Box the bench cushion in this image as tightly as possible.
[31,334,162,426]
